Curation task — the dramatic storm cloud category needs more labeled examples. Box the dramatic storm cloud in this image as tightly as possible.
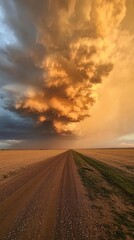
[1,0,134,149]
[0,0,126,137]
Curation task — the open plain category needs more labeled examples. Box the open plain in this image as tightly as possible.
[0,150,64,182]
[0,149,134,240]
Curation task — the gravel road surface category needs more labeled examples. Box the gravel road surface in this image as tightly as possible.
[0,151,92,240]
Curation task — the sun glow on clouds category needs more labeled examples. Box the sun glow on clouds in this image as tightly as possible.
[1,0,126,135]
[0,140,21,149]
[0,0,133,148]
[119,134,134,147]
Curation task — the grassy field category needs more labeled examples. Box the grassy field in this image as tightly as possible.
[0,150,64,181]
[73,150,134,240]
[77,148,134,175]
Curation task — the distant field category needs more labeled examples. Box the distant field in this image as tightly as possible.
[0,150,64,181]
[77,148,134,175]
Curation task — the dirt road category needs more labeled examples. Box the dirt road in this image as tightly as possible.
[0,151,92,240]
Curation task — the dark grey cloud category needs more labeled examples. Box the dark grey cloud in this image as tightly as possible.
[0,107,33,139]
[0,0,126,144]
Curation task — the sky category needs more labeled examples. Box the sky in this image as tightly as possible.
[0,0,134,149]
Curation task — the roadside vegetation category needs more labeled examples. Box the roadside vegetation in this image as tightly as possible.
[73,150,134,240]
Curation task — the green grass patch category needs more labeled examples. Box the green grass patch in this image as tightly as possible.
[74,152,111,199]
[73,151,134,240]
[73,151,134,200]
[113,212,134,239]
[114,212,134,231]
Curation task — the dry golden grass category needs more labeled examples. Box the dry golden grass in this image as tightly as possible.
[0,150,64,181]
[77,148,134,175]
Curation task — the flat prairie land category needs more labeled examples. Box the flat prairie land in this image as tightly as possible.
[77,148,134,175]
[0,150,64,181]
[0,149,134,240]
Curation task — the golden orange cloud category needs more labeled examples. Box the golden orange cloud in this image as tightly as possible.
[14,0,126,135]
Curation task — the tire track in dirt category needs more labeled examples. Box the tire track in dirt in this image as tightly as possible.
[55,151,91,240]
[0,150,92,240]
[0,152,66,240]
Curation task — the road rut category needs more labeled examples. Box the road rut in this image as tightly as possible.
[0,150,91,240]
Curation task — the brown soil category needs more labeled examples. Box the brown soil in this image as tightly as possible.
[0,150,95,240]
